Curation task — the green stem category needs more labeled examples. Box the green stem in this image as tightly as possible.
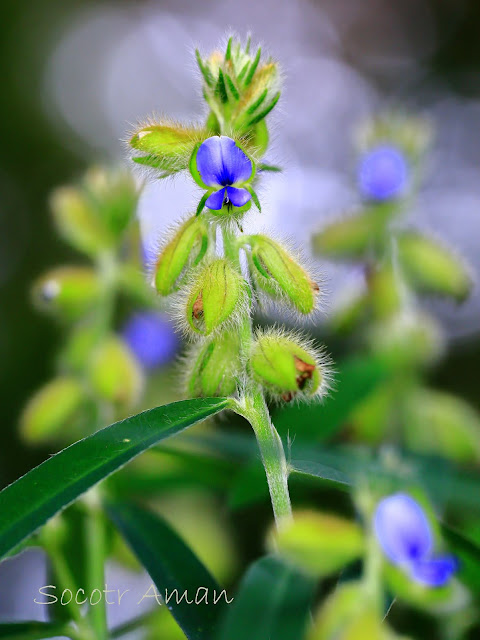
[236,388,292,525]
[222,225,292,526]
[84,490,108,640]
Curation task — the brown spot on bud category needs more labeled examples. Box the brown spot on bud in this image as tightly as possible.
[294,356,316,390]
[281,391,296,403]
[311,280,320,293]
[192,293,204,320]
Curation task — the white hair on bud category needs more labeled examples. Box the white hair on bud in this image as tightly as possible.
[170,258,252,342]
[241,227,326,323]
[250,325,334,405]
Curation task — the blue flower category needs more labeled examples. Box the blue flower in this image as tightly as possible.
[358,145,408,201]
[192,136,257,212]
[122,312,179,370]
[374,493,457,588]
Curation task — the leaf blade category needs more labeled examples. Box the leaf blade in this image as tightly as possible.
[107,501,226,640]
[217,555,314,640]
[0,398,228,561]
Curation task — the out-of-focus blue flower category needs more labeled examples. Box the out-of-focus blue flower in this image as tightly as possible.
[358,145,408,201]
[122,312,179,370]
[195,136,253,210]
[374,493,457,587]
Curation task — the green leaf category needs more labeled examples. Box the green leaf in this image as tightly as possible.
[0,398,228,561]
[107,502,226,640]
[217,555,314,640]
[272,356,388,441]
[0,621,67,639]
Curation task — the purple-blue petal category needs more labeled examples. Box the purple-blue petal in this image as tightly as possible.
[410,555,458,588]
[358,145,408,201]
[205,188,226,210]
[122,312,179,370]
[196,136,252,187]
[218,136,252,184]
[226,186,251,207]
[196,137,225,187]
[374,493,433,565]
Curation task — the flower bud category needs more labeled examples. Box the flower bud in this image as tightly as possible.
[397,231,472,302]
[186,332,242,397]
[368,311,444,369]
[404,389,480,464]
[248,235,319,314]
[88,336,143,408]
[196,38,281,138]
[20,377,84,443]
[311,207,390,261]
[83,167,138,237]
[155,216,208,296]
[186,259,248,335]
[33,266,102,321]
[51,186,113,256]
[129,120,208,175]
[249,330,327,401]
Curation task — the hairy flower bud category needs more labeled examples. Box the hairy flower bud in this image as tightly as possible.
[368,311,444,369]
[20,377,84,443]
[249,330,328,401]
[196,37,281,140]
[185,259,248,335]
[311,207,390,261]
[186,332,242,397]
[51,186,113,256]
[397,231,472,302]
[248,235,319,313]
[129,120,208,175]
[33,266,101,321]
[154,216,208,296]
[88,336,143,408]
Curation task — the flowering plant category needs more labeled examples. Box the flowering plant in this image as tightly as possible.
[0,36,478,640]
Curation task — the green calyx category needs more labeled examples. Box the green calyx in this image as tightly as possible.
[247,235,318,314]
[187,332,242,397]
[250,332,322,401]
[154,216,208,296]
[130,121,209,176]
[186,259,248,335]
[196,37,281,144]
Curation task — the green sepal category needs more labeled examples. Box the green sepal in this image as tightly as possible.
[225,73,240,100]
[244,47,261,86]
[246,91,281,127]
[189,143,210,189]
[258,163,282,172]
[247,88,268,115]
[196,191,211,216]
[195,49,214,87]
[225,36,233,61]
[245,185,261,212]
[215,69,229,104]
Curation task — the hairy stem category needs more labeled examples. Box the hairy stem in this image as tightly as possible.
[222,225,292,526]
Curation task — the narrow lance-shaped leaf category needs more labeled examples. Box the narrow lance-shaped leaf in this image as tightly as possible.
[107,502,227,640]
[217,555,315,640]
[0,398,228,560]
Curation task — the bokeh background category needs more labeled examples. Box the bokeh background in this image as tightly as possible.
[1,0,480,627]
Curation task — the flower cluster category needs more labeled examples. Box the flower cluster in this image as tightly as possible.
[130,37,329,405]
